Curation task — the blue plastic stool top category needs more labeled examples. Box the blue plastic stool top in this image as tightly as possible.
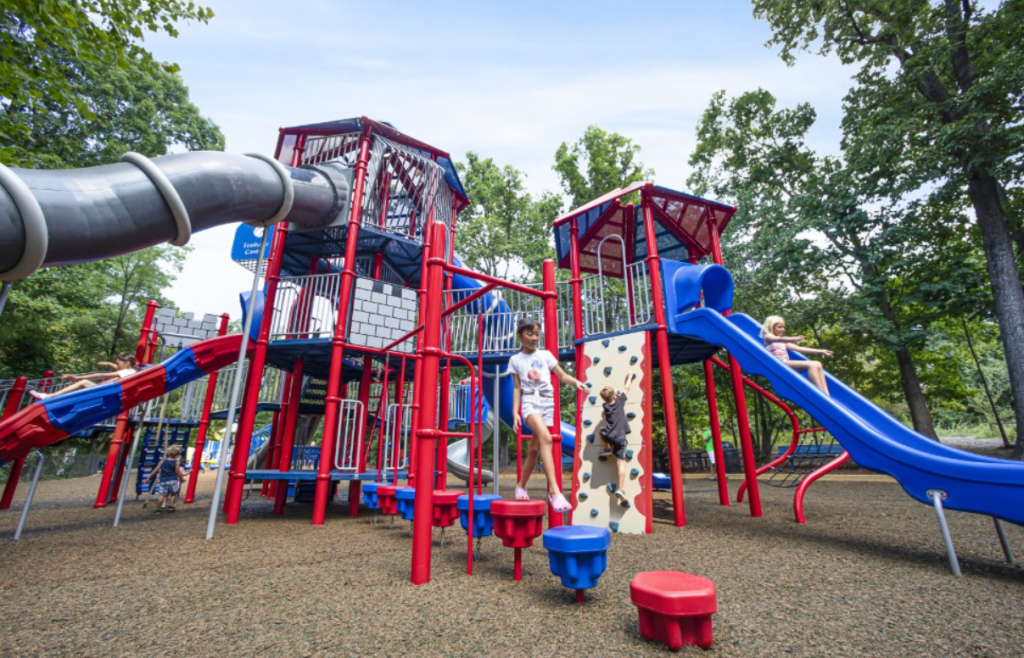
[458,494,502,537]
[543,526,611,591]
[395,486,416,521]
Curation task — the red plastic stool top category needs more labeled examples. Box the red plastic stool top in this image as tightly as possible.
[431,490,462,528]
[490,500,546,548]
[630,571,717,651]
[377,485,399,516]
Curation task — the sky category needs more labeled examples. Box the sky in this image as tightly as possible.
[146,0,857,316]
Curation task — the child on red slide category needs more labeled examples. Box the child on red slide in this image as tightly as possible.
[510,318,587,513]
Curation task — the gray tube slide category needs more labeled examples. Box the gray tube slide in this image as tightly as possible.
[0,152,351,282]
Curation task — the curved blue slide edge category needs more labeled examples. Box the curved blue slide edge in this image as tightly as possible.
[670,306,1024,525]
[448,262,577,458]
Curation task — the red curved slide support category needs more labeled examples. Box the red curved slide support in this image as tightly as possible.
[794,450,850,524]
[707,356,802,504]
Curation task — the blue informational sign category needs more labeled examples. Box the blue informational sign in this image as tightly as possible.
[230,224,274,264]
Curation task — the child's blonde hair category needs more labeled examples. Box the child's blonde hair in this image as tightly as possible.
[165,445,182,459]
[760,315,786,338]
[600,386,615,403]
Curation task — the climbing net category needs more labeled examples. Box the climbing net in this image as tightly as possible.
[762,427,840,488]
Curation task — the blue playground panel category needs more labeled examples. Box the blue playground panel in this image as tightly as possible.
[543,526,611,590]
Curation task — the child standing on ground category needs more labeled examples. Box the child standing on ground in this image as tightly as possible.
[510,318,588,513]
[29,355,137,400]
[599,373,638,506]
[760,316,833,395]
[146,445,187,513]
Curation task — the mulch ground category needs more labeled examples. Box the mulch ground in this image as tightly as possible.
[0,465,1021,658]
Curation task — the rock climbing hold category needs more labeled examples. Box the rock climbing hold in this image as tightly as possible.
[629,356,638,365]
[606,482,617,493]
[588,396,597,404]
[630,467,640,477]
[603,367,612,376]
[582,472,591,482]
[593,356,601,364]
[618,345,627,352]
[626,411,637,420]
[601,339,610,348]
[598,454,608,462]
[625,449,634,460]
[579,492,588,501]
[587,435,595,444]
[609,522,620,533]
[620,500,631,509]
[586,382,593,388]
[590,508,599,517]
[583,419,592,427]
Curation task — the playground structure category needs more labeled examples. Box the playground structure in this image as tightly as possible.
[0,116,1020,582]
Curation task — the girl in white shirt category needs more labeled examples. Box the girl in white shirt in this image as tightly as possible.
[509,318,587,513]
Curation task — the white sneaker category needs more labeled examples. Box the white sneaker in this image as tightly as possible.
[28,390,47,401]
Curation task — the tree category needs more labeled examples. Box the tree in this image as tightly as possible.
[454,152,561,282]
[689,89,992,438]
[554,125,655,209]
[751,0,1024,455]
[1,35,224,167]
[0,0,213,154]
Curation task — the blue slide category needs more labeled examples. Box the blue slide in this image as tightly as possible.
[669,306,1024,525]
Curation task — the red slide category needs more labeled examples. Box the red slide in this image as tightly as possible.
[0,334,250,467]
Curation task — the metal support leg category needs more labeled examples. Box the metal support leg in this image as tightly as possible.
[14,451,44,540]
[439,527,445,548]
[993,517,1016,565]
[928,490,961,577]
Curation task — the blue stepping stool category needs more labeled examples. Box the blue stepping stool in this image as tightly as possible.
[542,525,611,603]
[395,486,416,523]
[458,493,502,538]
[363,482,381,510]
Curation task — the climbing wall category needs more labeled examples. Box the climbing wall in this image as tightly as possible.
[571,331,653,534]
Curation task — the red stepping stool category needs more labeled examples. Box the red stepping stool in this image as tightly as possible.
[630,571,717,651]
[377,485,399,527]
[490,499,546,580]
[431,490,462,546]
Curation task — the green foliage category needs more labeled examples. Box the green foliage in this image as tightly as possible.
[0,1,218,379]
[454,152,561,282]
[0,245,189,377]
[553,125,655,209]
[750,0,1024,454]
[0,0,214,156]
[1,30,224,167]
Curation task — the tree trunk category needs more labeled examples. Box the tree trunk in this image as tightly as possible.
[966,175,1024,459]
[894,348,938,440]
[961,317,1010,448]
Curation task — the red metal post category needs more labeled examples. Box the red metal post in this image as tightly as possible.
[706,213,762,517]
[794,451,850,524]
[94,300,159,508]
[640,188,686,527]
[410,221,448,585]
[0,376,28,509]
[349,253,385,515]
[224,220,291,523]
[542,259,564,528]
[185,313,229,504]
[312,123,374,526]
[273,359,304,515]
[567,219,585,518]
[408,209,437,485]
[703,360,730,505]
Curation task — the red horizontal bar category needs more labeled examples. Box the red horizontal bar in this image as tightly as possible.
[433,260,552,299]
[442,283,497,319]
